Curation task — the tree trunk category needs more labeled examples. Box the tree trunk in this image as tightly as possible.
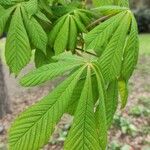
[0,59,10,118]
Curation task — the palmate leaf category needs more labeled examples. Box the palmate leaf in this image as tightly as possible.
[64,67,100,150]
[22,7,48,54]
[9,67,85,150]
[20,54,85,87]
[49,9,92,54]
[98,11,131,81]
[5,6,31,75]
[6,1,139,150]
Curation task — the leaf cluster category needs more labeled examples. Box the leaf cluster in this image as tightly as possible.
[0,0,139,150]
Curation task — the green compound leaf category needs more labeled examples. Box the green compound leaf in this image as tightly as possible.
[5,1,139,150]
[5,6,31,75]
[49,9,92,54]
[64,67,100,150]
[9,67,85,150]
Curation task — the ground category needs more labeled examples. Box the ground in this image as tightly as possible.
[0,34,150,150]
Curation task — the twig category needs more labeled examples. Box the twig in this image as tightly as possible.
[76,47,98,57]
[87,14,112,29]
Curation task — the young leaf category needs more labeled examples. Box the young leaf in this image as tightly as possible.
[121,15,139,80]
[99,11,131,81]
[64,67,100,150]
[22,7,48,54]
[9,67,85,150]
[49,10,91,54]
[5,6,31,75]
[20,56,85,87]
